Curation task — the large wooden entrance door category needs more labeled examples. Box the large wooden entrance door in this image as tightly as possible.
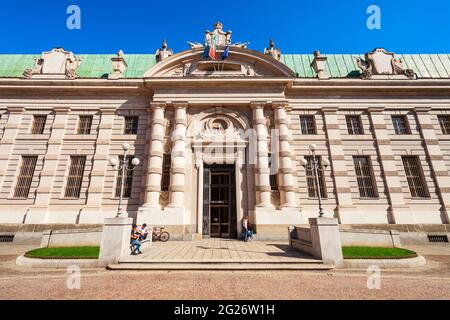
[203,164,237,238]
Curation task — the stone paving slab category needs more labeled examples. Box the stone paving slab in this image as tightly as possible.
[119,239,320,264]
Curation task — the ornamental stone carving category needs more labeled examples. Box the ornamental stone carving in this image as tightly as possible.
[354,48,416,80]
[264,39,281,61]
[156,39,173,62]
[108,50,127,80]
[188,22,248,49]
[198,116,243,142]
[23,48,81,80]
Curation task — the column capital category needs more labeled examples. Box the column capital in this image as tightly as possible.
[149,101,167,110]
[7,106,25,114]
[414,106,432,114]
[249,101,267,110]
[367,106,385,113]
[271,101,289,110]
[173,101,188,110]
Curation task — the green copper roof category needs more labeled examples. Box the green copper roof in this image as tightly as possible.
[0,53,449,79]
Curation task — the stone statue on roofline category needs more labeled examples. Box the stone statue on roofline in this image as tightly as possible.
[354,48,416,79]
[264,39,281,61]
[156,39,173,62]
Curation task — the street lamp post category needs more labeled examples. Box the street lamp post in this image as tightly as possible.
[300,144,330,218]
[109,143,140,217]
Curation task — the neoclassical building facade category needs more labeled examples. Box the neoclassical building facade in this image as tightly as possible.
[1,23,450,239]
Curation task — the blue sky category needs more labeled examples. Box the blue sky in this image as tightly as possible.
[1,0,449,54]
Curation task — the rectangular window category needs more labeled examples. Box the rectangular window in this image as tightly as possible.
[31,115,47,134]
[13,156,38,199]
[115,156,135,198]
[392,115,410,134]
[77,116,93,134]
[299,115,317,135]
[353,156,378,198]
[124,116,139,134]
[305,155,327,198]
[64,156,86,198]
[268,153,278,191]
[346,115,364,135]
[161,154,171,192]
[402,156,429,198]
[438,115,450,134]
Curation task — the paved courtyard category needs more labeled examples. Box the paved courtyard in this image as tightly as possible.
[122,239,316,263]
[0,242,450,299]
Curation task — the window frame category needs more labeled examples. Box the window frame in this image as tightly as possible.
[391,115,411,135]
[13,156,38,199]
[64,156,87,199]
[31,115,47,134]
[114,155,135,198]
[304,155,327,199]
[299,115,317,135]
[438,115,450,135]
[401,155,430,199]
[346,115,364,135]
[352,155,378,199]
[77,115,93,135]
[161,154,171,192]
[124,116,139,135]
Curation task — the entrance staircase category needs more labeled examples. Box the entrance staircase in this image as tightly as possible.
[107,239,335,271]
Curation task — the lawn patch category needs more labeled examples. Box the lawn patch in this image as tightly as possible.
[342,246,417,259]
[25,246,100,259]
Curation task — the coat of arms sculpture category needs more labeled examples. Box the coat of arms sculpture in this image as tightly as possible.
[354,48,416,80]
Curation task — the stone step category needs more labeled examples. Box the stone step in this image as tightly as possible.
[107,262,335,271]
[118,258,323,264]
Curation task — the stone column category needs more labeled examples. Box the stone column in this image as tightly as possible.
[368,107,409,223]
[142,102,166,209]
[251,102,272,208]
[273,101,297,208]
[26,107,70,223]
[415,107,450,223]
[0,106,24,191]
[80,107,116,223]
[168,102,187,208]
[322,107,354,217]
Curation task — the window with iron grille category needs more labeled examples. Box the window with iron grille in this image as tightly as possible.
[161,154,171,192]
[115,156,135,198]
[64,156,86,198]
[268,153,278,191]
[353,156,378,198]
[13,156,38,199]
[124,116,139,134]
[77,116,93,134]
[392,115,410,134]
[438,115,450,134]
[346,116,364,135]
[299,115,317,135]
[402,156,429,198]
[305,155,327,198]
[31,115,47,134]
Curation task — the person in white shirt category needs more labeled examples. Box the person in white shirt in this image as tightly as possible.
[137,223,149,241]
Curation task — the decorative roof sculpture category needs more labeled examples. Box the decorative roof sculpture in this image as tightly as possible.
[264,39,281,61]
[23,47,81,80]
[188,22,249,49]
[156,39,173,62]
[354,48,416,80]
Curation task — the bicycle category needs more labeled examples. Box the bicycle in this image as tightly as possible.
[152,227,170,242]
